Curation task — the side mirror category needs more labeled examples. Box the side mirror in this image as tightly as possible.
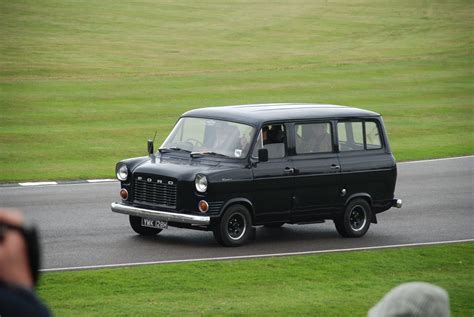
[147,139,154,155]
[258,148,268,162]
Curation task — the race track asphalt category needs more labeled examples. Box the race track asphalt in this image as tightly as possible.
[1,156,473,271]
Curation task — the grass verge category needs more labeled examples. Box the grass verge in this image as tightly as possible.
[1,0,473,182]
[37,243,474,316]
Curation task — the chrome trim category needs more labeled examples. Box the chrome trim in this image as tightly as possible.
[393,199,403,208]
[111,202,210,226]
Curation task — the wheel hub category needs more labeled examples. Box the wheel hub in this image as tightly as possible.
[349,206,367,231]
[227,213,246,240]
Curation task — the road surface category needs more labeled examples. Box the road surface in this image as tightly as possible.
[1,156,472,271]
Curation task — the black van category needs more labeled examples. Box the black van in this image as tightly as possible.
[111,103,402,246]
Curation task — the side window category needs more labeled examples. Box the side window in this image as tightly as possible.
[252,124,286,159]
[337,120,383,151]
[295,122,332,154]
[365,121,382,149]
[338,121,364,152]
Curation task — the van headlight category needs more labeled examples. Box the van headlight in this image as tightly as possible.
[195,174,208,193]
[116,164,128,181]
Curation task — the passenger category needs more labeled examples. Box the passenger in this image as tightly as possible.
[264,125,285,145]
[263,125,286,159]
[301,124,331,153]
[262,126,270,145]
[239,132,252,155]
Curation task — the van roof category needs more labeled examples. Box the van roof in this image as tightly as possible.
[182,103,380,126]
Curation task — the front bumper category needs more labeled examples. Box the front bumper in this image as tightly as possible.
[111,202,210,226]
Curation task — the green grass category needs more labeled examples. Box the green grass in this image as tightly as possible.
[1,0,473,182]
[37,243,474,316]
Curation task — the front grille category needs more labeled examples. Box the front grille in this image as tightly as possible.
[208,201,224,213]
[133,176,177,208]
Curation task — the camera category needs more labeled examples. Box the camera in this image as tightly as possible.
[0,222,41,286]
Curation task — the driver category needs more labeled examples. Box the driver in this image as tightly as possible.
[213,122,231,149]
[213,122,241,155]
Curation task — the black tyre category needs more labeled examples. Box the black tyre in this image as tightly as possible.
[264,222,284,228]
[129,216,162,236]
[213,204,252,247]
[334,198,372,238]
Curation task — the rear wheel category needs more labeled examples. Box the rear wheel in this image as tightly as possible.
[129,216,162,236]
[334,198,372,238]
[213,204,252,247]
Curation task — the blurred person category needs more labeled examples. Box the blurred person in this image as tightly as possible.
[368,282,450,317]
[213,122,242,155]
[0,209,50,317]
[303,124,331,153]
[213,121,232,149]
[262,126,270,145]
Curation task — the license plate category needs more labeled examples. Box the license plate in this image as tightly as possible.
[141,218,168,229]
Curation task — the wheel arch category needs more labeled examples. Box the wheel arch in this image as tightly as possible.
[221,198,255,224]
[344,193,372,206]
[344,193,376,224]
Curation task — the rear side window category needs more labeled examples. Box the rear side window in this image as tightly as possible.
[338,122,364,151]
[337,120,382,152]
[365,121,382,149]
[295,122,332,154]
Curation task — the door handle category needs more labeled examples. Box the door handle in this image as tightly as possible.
[284,167,295,174]
[330,164,341,170]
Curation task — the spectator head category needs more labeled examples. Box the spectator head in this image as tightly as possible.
[368,282,450,317]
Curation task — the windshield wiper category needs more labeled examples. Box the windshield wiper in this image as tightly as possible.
[190,151,229,158]
[159,147,191,153]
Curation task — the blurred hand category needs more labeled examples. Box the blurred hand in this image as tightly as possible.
[0,209,33,289]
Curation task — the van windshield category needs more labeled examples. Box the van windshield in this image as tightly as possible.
[161,117,255,158]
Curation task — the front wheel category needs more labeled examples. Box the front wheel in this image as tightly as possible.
[334,198,372,238]
[213,204,252,247]
[129,216,162,236]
